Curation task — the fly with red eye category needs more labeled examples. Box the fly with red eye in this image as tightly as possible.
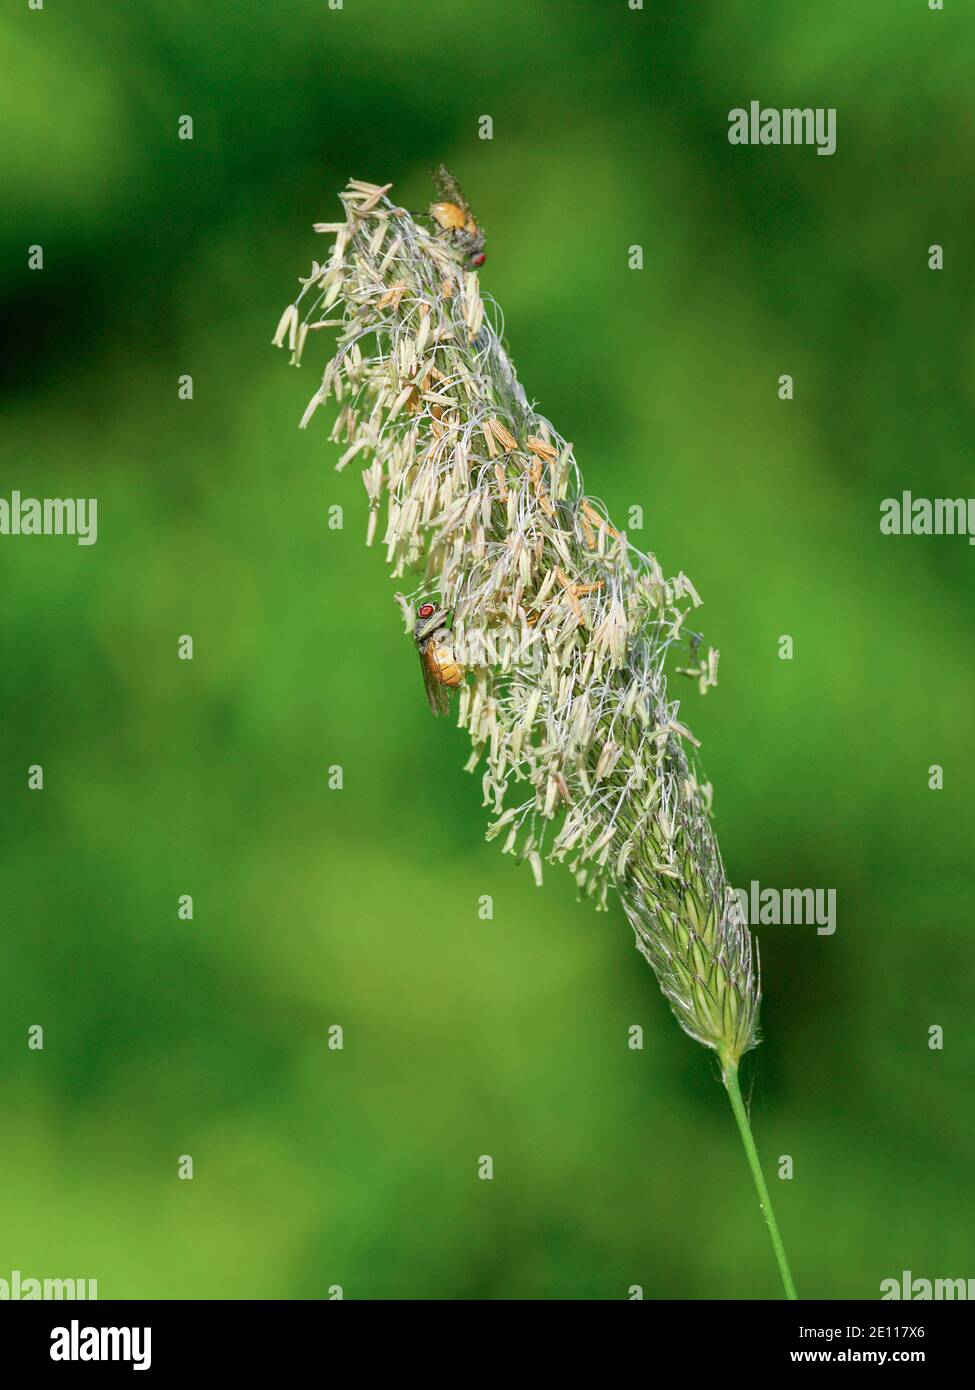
[428,164,486,271]
[413,601,464,715]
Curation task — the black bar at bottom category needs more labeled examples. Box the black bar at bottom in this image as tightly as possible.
[0,1297,966,1375]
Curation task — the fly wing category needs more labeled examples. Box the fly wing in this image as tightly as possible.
[419,642,450,716]
[431,163,469,213]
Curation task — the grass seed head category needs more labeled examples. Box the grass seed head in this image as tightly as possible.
[274,177,760,1065]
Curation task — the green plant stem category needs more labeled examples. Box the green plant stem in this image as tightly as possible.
[723,1060,798,1300]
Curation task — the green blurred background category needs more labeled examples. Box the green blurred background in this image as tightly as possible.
[2,0,973,1300]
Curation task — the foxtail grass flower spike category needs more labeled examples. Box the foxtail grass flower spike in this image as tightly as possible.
[273,176,796,1298]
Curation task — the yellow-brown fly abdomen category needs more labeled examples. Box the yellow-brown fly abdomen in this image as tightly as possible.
[424,640,464,687]
[430,201,468,232]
